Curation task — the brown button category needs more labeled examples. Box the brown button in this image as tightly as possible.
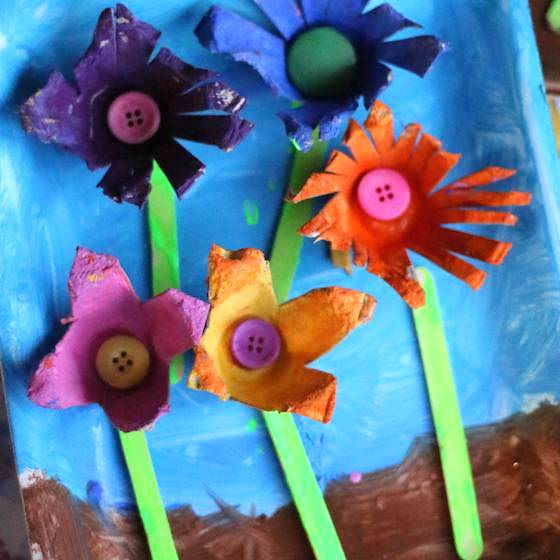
[95,335,150,389]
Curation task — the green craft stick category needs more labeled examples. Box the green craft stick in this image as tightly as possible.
[270,134,327,302]
[262,412,345,559]
[412,268,483,560]
[547,0,560,31]
[148,163,182,385]
[119,431,178,560]
[266,136,346,560]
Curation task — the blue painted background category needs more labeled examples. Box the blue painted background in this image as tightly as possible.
[0,0,559,518]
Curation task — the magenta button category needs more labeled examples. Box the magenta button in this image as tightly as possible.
[231,318,282,370]
[357,168,411,221]
[107,91,161,145]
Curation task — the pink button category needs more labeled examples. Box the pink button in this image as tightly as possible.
[357,168,411,221]
[107,91,161,145]
[230,318,282,370]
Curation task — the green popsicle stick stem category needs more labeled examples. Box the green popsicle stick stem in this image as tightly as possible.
[266,136,346,560]
[148,163,183,385]
[119,431,178,560]
[547,0,560,31]
[412,268,483,560]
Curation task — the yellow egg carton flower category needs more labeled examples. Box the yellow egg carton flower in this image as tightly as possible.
[188,245,375,423]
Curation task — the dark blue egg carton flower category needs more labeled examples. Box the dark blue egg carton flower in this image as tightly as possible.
[21,4,253,207]
[196,1,445,151]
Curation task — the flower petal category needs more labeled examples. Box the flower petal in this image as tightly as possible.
[364,100,394,154]
[407,133,442,179]
[253,0,305,39]
[74,8,116,93]
[343,119,380,165]
[382,123,421,169]
[29,248,151,413]
[301,0,368,30]
[431,190,531,209]
[28,323,101,409]
[359,3,419,44]
[434,228,512,265]
[170,81,246,114]
[377,36,446,77]
[437,209,519,226]
[263,366,337,423]
[170,114,254,151]
[20,72,100,164]
[279,99,358,151]
[153,137,206,198]
[277,287,375,364]
[366,248,425,308]
[420,149,461,193]
[149,47,215,99]
[446,167,517,189]
[362,61,392,108]
[196,7,299,100]
[69,248,141,319]
[97,156,153,207]
[114,3,160,80]
[100,356,170,432]
[408,240,487,290]
[144,289,209,364]
[291,172,345,203]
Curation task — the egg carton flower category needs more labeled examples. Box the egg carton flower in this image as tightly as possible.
[292,101,532,307]
[21,3,253,207]
[187,245,375,423]
[196,1,444,150]
[28,248,209,432]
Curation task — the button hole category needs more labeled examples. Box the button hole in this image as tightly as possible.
[249,336,255,342]
[118,366,125,372]
[388,193,394,200]
[248,345,254,352]
[127,360,133,366]
[121,351,127,357]
[375,187,382,193]
[380,197,385,202]
[127,122,134,128]
[258,337,264,344]
[134,109,141,116]
[385,184,391,191]
[137,118,144,125]
[126,112,132,118]
[112,358,119,364]
[256,348,262,353]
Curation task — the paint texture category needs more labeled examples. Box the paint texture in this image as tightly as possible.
[0,0,559,531]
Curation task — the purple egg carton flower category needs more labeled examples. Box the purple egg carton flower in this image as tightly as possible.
[28,248,209,432]
[196,1,445,151]
[20,4,253,207]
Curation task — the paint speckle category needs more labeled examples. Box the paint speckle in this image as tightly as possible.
[19,468,45,489]
[33,2,48,19]
[30,543,44,560]
[0,34,7,52]
[246,418,258,433]
[349,471,362,484]
[243,200,259,226]
[267,179,277,191]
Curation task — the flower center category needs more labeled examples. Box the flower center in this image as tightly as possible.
[230,318,282,370]
[107,91,161,145]
[357,168,412,221]
[287,27,357,98]
[95,335,151,389]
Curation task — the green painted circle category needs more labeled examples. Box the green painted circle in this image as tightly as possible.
[287,27,357,98]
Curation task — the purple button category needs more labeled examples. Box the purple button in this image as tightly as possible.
[107,91,161,145]
[230,318,282,370]
[357,168,411,221]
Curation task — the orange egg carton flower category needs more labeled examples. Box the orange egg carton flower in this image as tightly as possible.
[293,101,532,308]
[188,245,375,423]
